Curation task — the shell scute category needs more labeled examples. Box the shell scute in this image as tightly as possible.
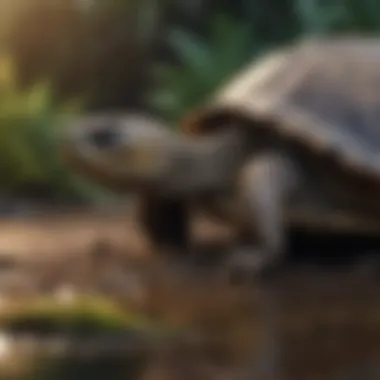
[181,37,380,178]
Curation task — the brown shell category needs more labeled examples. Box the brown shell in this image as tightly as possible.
[180,36,380,181]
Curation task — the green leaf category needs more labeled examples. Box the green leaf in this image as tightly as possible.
[148,12,259,123]
[167,28,212,75]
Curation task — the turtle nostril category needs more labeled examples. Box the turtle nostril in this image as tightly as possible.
[88,127,120,150]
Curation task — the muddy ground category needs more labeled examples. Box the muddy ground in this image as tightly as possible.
[0,207,379,379]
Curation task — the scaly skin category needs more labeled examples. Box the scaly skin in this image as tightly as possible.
[61,113,299,278]
[62,114,247,196]
[62,113,248,250]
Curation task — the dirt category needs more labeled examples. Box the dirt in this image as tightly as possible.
[0,207,378,379]
[0,207,233,260]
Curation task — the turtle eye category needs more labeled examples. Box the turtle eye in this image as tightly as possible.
[88,126,121,151]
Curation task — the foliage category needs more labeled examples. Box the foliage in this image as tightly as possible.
[0,53,106,202]
[0,293,169,380]
[5,0,380,115]
[148,0,380,125]
[148,13,258,123]
[0,294,159,334]
[295,0,380,35]
[5,0,169,110]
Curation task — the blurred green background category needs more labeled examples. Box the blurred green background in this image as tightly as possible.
[0,0,379,205]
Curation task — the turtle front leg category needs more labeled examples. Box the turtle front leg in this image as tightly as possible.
[228,152,300,281]
[137,195,191,256]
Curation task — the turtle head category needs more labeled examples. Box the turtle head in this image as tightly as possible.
[61,113,175,192]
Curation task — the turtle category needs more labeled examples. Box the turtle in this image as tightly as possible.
[61,36,380,277]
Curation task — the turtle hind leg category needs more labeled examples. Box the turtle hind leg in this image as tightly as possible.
[228,151,300,282]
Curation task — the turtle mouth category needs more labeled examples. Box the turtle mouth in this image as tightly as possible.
[60,132,154,193]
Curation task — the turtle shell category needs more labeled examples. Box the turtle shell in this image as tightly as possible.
[180,36,380,181]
